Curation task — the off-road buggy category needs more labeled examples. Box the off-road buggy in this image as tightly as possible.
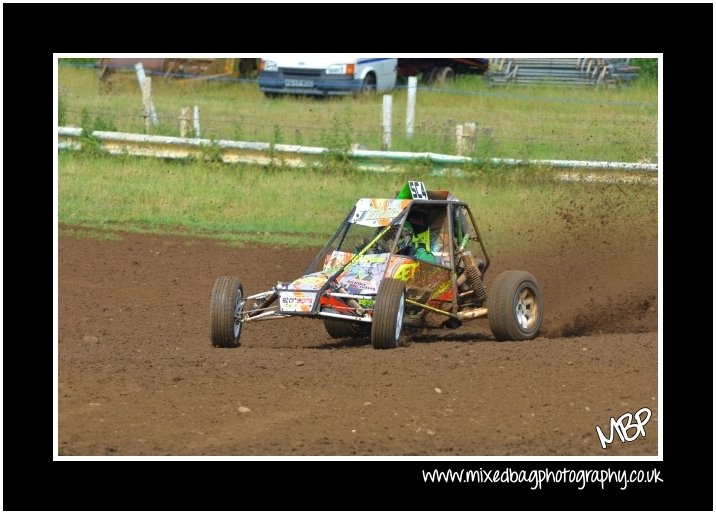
[210,181,543,349]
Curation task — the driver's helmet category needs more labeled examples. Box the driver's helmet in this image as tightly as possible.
[407,209,429,235]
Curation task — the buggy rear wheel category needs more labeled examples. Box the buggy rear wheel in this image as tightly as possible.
[487,271,543,341]
[324,319,368,339]
[371,278,406,349]
[210,276,244,348]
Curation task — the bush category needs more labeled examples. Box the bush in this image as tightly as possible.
[78,108,118,156]
[631,58,658,83]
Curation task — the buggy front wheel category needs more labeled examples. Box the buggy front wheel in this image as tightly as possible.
[210,276,244,348]
[371,278,406,349]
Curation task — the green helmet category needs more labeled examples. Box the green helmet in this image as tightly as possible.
[402,221,414,236]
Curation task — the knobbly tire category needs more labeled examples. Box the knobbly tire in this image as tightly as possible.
[487,270,543,341]
[210,276,244,348]
[371,278,406,349]
[324,319,369,339]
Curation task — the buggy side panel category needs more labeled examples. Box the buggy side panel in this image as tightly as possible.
[334,253,391,294]
[385,256,453,303]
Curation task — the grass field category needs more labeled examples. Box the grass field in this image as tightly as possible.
[58,151,657,254]
[58,64,658,163]
[58,61,658,252]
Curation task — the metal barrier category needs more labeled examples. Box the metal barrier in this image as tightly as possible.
[58,127,658,180]
[487,58,639,86]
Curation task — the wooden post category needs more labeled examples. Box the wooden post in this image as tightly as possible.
[179,107,191,138]
[456,122,477,156]
[193,105,200,138]
[135,63,159,128]
[455,124,464,155]
[135,62,147,90]
[463,122,477,155]
[405,76,417,138]
[136,63,149,132]
[381,94,392,150]
[142,77,153,133]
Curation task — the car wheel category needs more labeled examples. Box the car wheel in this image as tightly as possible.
[435,66,455,85]
[360,73,377,95]
[324,319,368,339]
[487,271,543,341]
[210,276,244,348]
[371,278,406,349]
[426,67,439,84]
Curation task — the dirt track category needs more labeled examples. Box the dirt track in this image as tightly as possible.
[58,223,658,456]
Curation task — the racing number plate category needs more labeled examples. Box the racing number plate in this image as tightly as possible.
[408,181,428,199]
[285,79,314,88]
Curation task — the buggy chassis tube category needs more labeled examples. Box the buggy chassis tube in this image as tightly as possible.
[405,298,459,318]
[326,292,376,300]
[241,289,284,322]
[241,308,370,324]
[320,311,373,322]
[458,307,488,320]
[242,311,290,322]
[405,300,488,321]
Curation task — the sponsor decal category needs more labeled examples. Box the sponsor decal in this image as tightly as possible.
[279,292,317,312]
[351,198,411,227]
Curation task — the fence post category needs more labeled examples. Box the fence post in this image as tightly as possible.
[179,107,191,138]
[406,76,417,138]
[455,124,464,155]
[193,105,200,138]
[382,94,392,150]
[456,122,477,156]
[135,63,159,127]
[142,77,153,132]
[463,122,477,155]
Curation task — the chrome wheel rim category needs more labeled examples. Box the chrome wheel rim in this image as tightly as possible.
[515,287,538,332]
[394,292,405,342]
[233,294,244,338]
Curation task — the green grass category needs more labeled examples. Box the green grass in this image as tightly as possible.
[58,62,657,253]
[58,152,657,254]
[58,226,122,241]
[58,65,657,163]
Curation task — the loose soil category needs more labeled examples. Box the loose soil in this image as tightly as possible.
[58,224,658,456]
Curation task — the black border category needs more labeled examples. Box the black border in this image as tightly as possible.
[5,2,712,511]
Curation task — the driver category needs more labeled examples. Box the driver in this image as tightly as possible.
[397,220,437,264]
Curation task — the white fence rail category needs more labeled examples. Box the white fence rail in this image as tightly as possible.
[57,127,658,181]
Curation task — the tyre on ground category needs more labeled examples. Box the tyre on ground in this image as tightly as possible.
[487,270,543,341]
[371,278,406,349]
[210,276,245,348]
[432,66,455,85]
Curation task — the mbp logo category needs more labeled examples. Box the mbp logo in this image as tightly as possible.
[595,407,652,449]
